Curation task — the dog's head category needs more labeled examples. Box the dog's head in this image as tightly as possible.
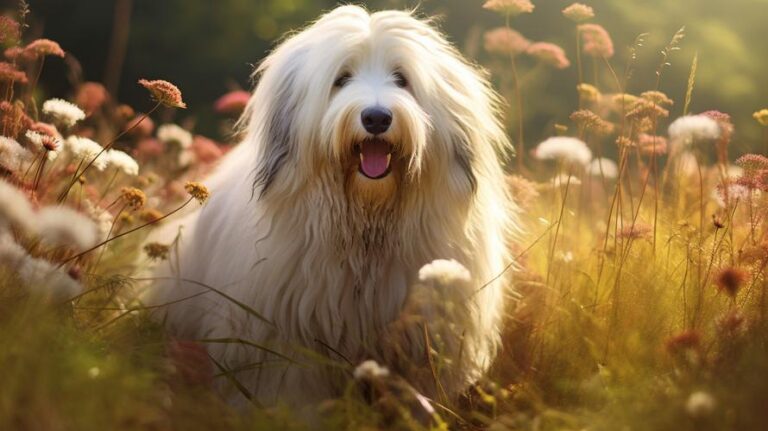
[241,6,510,207]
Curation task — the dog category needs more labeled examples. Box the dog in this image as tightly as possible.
[147,5,518,408]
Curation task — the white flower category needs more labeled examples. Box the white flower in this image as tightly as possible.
[178,149,195,167]
[685,391,716,418]
[0,180,35,231]
[34,206,99,251]
[104,149,139,176]
[533,137,592,166]
[550,173,582,188]
[157,124,193,149]
[587,157,619,179]
[418,259,472,286]
[353,360,390,380]
[25,130,59,161]
[0,232,27,264]
[64,136,107,170]
[18,256,82,299]
[713,183,751,208]
[42,98,86,127]
[668,115,720,150]
[0,136,32,169]
[82,200,114,242]
[676,151,699,177]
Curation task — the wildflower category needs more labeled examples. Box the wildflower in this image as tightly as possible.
[75,82,109,115]
[191,135,224,164]
[64,136,107,170]
[526,42,570,69]
[138,79,186,109]
[735,154,768,172]
[617,223,652,240]
[29,121,61,140]
[665,330,700,354]
[42,98,86,127]
[0,136,32,169]
[104,149,139,176]
[0,232,26,264]
[144,242,170,261]
[82,200,113,242]
[22,38,65,58]
[550,173,582,187]
[637,134,668,156]
[587,157,618,179]
[35,206,99,251]
[121,187,147,210]
[135,138,164,160]
[579,24,614,58]
[576,83,600,103]
[482,0,535,16]
[483,27,531,56]
[752,109,768,126]
[0,16,20,45]
[185,181,210,204]
[353,360,390,380]
[739,242,768,265]
[25,130,60,161]
[714,266,748,297]
[0,101,32,138]
[570,109,613,135]
[533,137,592,166]
[125,114,155,137]
[668,115,720,150]
[640,91,673,106]
[3,46,24,61]
[685,391,716,419]
[615,136,635,148]
[562,3,594,22]
[714,181,750,208]
[418,259,471,286]
[157,123,193,149]
[626,98,669,120]
[139,208,164,223]
[506,174,540,209]
[213,90,250,114]
[116,104,135,121]
[18,256,82,299]
[0,179,35,231]
[0,61,27,83]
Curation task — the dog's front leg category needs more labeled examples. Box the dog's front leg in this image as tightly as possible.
[378,260,480,401]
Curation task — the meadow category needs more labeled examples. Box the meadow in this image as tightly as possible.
[0,0,767,430]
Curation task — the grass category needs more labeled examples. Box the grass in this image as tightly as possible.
[0,1,767,430]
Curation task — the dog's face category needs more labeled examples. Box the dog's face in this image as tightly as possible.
[243,6,508,208]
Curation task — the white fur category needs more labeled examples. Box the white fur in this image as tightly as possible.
[146,5,518,407]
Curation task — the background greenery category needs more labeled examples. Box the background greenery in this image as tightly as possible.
[3,0,767,153]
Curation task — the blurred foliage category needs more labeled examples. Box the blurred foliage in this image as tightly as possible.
[1,0,767,150]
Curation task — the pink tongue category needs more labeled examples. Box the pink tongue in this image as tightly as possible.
[360,140,390,178]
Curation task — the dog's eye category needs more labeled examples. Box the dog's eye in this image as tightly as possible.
[393,71,408,88]
[334,72,352,88]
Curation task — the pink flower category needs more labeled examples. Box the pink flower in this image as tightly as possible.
[579,24,614,58]
[23,39,65,58]
[75,82,109,115]
[134,138,165,160]
[192,135,224,164]
[483,0,534,16]
[213,90,250,115]
[526,42,570,69]
[124,114,155,137]
[484,27,531,56]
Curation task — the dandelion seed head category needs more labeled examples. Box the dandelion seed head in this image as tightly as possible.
[157,123,193,149]
[35,206,99,251]
[587,157,618,179]
[353,360,390,380]
[533,136,592,166]
[42,98,86,127]
[105,149,139,176]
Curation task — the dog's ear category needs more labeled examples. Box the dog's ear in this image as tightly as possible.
[248,52,304,200]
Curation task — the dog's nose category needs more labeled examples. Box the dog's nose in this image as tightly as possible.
[361,107,392,135]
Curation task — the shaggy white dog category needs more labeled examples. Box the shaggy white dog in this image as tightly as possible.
[147,5,517,407]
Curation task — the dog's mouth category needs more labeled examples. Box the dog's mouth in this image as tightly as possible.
[355,138,392,179]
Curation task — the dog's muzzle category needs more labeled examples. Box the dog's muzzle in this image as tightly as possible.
[356,138,392,179]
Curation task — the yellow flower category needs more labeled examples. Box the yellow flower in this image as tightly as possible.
[185,181,210,204]
[121,187,146,211]
[753,109,768,126]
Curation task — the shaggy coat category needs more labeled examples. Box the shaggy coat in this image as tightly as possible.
[148,5,517,407]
